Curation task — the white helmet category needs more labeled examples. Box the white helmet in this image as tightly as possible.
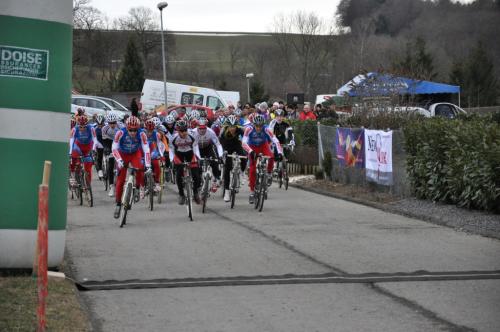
[152,117,162,128]
[165,115,176,125]
[106,112,118,123]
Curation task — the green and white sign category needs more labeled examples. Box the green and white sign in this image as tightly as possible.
[0,45,49,80]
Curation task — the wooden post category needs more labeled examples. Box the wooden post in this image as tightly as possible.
[35,161,51,332]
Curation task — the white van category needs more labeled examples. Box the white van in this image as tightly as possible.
[140,79,227,111]
[216,90,240,107]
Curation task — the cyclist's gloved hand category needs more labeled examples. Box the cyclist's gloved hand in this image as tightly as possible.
[116,159,124,169]
[145,166,152,174]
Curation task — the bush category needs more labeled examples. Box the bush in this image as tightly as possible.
[404,117,500,212]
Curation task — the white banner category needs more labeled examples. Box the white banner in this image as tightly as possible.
[364,129,393,185]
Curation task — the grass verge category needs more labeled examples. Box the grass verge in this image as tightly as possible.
[0,274,89,331]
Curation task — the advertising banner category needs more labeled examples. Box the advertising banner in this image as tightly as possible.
[0,45,49,80]
[364,129,393,185]
[335,128,364,168]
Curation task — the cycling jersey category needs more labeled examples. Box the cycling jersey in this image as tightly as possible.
[268,119,294,145]
[192,127,223,158]
[146,130,165,160]
[242,126,283,154]
[69,124,97,155]
[169,133,201,162]
[112,128,151,168]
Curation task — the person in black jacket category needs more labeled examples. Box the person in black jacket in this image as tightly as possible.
[130,98,139,117]
[219,115,247,202]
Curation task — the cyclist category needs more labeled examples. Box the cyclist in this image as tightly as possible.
[69,115,98,186]
[112,116,151,218]
[169,119,201,205]
[93,114,106,179]
[220,115,246,202]
[144,118,166,192]
[268,108,295,169]
[102,112,121,196]
[242,114,282,204]
[211,115,226,137]
[193,118,224,189]
[163,114,177,143]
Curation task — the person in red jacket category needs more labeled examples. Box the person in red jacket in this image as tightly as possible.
[299,104,317,121]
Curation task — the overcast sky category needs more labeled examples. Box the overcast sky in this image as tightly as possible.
[90,0,341,32]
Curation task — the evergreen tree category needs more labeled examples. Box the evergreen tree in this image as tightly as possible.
[392,37,436,81]
[118,37,144,92]
[465,41,498,107]
[250,81,268,104]
[450,41,498,107]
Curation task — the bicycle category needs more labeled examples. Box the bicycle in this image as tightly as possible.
[254,154,270,212]
[75,155,93,207]
[180,161,194,221]
[119,165,139,227]
[199,157,219,214]
[276,144,293,190]
[144,168,154,211]
[68,167,82,206]
[227,153,247,209]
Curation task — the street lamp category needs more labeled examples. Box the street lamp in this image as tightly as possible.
[157,2,168,109]
[245,73,254,104]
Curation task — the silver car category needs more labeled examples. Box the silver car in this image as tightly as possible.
[71,95,130,118]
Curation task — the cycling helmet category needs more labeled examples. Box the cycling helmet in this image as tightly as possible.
[183,113,193,123]
[77,115,88,126]
[198,109,207,119]
[165,115,176,125]
[191,110,200,120]
[253,114,265,126]
[275,109,284,117]
[126,116,141,130]
[145,118,156,131]
[218,115,226,125]
[106,112,118,123]
[226,114,238,126]
[175,119,188,131]
[77,107,85,116]
[197,118,208,129]
[234,108,242,116]
[157,124,167,133]
[190,119,199,129]
[95,114,105,125]
[152,117,162,128]
[169,110,178,119]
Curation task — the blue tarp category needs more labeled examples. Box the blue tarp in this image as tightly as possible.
[337,73,460,97]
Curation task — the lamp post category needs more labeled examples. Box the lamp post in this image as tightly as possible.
[245,73,254,104]
[157,2,168,109]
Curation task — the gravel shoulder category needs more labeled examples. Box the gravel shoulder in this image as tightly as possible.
[291,177,500,240]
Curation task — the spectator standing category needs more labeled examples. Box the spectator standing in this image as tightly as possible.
[286,104,298,120]
[299,104,317,121]
[130,98,139,117]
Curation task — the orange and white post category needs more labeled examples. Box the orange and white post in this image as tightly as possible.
[34,161,51,332]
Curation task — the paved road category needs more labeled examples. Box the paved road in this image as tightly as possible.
[66,176,500,332]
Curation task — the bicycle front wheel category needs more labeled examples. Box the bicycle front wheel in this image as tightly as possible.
[258,176,266,212]
[185,180,193,221]
[148,173,154,211]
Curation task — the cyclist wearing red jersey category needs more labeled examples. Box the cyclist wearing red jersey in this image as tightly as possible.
[242,114,282,204]
[144,118,166,192]
[112,116,151,218]
[69,115,97,186]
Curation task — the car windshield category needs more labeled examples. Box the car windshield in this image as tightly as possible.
[97,98,128,111]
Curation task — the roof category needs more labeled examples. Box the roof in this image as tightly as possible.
[337,73,460,97]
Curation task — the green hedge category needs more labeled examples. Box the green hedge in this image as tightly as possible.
[403,116,500,212]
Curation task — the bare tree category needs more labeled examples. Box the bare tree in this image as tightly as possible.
[119,7,160,75]
[272,11,336,100]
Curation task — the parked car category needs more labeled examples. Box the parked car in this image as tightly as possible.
[394,103,466,118]
[71,95,130,118]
